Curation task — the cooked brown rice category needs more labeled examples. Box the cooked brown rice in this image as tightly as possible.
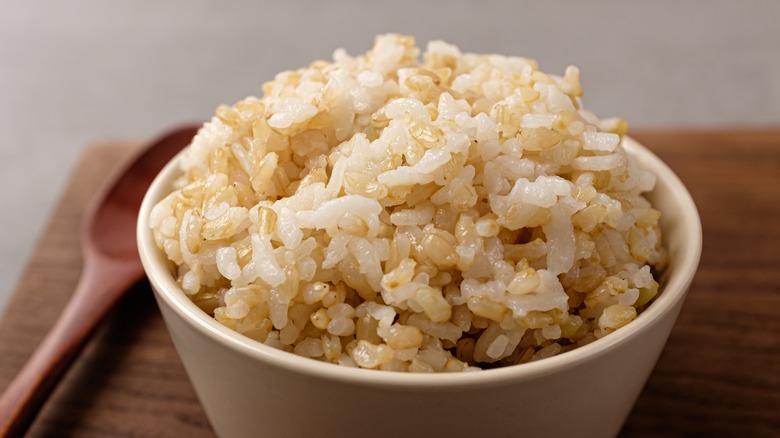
[149,34,667,372]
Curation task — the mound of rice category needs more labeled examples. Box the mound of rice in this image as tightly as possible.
[150,34,667,372]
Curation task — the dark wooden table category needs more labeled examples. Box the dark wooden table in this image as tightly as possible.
[1,130,778,437]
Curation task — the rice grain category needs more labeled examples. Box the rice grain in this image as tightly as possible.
[151,34,667,372]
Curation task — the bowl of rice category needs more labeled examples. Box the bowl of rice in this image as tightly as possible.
[138,34,701,437]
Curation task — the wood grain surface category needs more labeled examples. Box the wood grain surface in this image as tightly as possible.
[0,131,778,437]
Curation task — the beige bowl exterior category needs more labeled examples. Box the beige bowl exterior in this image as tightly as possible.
[138,136,701,438]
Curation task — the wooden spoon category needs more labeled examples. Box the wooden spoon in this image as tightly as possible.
[0,125,198,437]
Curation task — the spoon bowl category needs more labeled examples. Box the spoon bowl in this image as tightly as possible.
[0,126,198,437]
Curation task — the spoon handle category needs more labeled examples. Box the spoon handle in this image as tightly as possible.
[0,256,140,437]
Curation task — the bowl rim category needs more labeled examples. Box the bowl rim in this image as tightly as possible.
[137,134,702,389]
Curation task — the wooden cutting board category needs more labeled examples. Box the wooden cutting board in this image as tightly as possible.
[1,130,778,437]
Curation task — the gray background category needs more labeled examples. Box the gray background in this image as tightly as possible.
[1,0,778,317]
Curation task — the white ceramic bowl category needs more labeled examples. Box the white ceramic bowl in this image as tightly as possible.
[138,136,701,438]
